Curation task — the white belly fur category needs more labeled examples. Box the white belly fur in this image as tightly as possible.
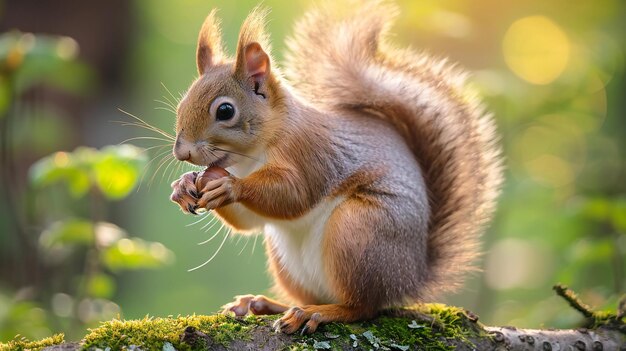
[264,196,344,304]
[226,149,342,302]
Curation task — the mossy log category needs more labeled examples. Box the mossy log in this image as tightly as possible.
[2,303,624,351]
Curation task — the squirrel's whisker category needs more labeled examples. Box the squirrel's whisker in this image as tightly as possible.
[134,145,174,191]
[188,228,230,272]
[198,219,223,242]
[139,144,174,153]
[154,106,177,115]
[117,121,175,141]
[168,158,185,183]
[205,221,226,241]
[161,95,178,111]
[186,212,211,227]
[148,154,176,189]
[238,236,251,256]
[154,96,176,109]
[250,233,260,258]
[234,232,244,246]
[137,147,173,190]
[200,214,220,231]
[154,98,177,110]
[118,136,174,144]
[118,108,176,140]
[204,147,219,159]
[212,147,261,163]
[160,154,180,184]
[161,82,182,107]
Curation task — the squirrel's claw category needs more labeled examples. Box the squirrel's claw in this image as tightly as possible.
[187,204,198,215]
[274,306,309,334]
[275,305,365,335]
[170,171,201,215]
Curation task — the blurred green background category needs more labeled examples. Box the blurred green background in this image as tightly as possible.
[0,0,624,342]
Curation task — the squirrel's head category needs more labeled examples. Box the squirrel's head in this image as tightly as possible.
[174,8,280,167]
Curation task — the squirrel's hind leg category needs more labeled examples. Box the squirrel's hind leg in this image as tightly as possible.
[273,197,404,334]
[273,195,424,334]
[221,294,289,317]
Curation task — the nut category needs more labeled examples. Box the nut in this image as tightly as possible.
[195,166,230,191]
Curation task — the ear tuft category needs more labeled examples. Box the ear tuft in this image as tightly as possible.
[197,9,225,75]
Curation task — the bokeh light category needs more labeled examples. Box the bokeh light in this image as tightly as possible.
[485,238,552,290]
[503,16,570,85]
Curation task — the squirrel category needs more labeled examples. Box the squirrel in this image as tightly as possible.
[169,1,502,335]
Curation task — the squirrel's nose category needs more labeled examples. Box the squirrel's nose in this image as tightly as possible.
[173,137,192,161]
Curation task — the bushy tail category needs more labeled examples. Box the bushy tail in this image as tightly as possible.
[284,0,503,297]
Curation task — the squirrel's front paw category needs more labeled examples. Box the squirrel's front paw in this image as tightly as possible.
[196,175,238,210]
[221,294,289,317]
[170,171,201,214]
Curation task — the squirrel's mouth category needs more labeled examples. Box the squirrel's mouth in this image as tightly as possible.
[206,154,230,168]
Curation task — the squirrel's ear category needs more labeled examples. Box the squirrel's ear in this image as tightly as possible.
[197,9,225,75]
[234,7,271,91]
[238,42,270,89]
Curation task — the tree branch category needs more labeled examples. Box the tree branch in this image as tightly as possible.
[3,288,625,351]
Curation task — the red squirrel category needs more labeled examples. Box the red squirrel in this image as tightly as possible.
[169,1,502,334]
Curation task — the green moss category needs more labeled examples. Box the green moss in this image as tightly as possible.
[590,309,626,330]
[1,304,483,350]
[83,314,255,350]
[292,304,478,351]
[0,334,65,351]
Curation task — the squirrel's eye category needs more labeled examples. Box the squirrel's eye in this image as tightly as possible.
[216,103,235,121]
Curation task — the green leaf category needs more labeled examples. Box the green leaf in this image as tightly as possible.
[86,273,116,299]
[29,145,147,199]
[93,145,146,200]
[29,151,91,197]
[101,238,173,271]
[39,219,94,248]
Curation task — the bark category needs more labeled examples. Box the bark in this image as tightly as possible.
[485,326,625,351]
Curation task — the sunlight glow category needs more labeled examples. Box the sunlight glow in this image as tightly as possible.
[503,16,570,85]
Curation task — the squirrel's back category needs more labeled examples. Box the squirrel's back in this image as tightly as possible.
[284,0,503,298]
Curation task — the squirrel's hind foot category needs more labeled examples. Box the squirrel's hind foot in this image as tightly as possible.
[273,304,375,335]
